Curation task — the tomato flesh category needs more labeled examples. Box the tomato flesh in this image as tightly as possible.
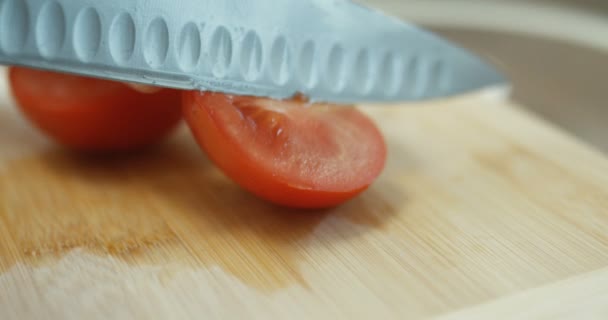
[182,91,387,208]
[9,67,182,152]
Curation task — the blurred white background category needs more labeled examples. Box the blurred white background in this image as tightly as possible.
[359,0,608,50]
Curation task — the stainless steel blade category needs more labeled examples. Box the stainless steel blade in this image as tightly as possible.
[0,0,506,103]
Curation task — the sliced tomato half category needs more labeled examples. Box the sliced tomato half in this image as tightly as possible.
[182,91,387,208]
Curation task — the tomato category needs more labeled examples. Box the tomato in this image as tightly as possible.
[182,91,387,208]
[8,67,182,152]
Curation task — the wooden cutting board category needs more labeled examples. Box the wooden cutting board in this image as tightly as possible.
[1,68,607,319]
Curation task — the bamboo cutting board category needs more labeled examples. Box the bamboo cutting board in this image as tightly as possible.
[1,68,608,319]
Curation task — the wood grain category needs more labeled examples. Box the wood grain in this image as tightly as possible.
[1,68,607,319]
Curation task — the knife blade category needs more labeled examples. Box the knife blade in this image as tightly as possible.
[0,0,506,103]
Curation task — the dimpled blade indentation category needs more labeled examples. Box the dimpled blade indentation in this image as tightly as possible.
[428,58,449,93]
[403,55,421,97]
[209,26,233,78]
[326,44,346,93]
[297,40,316,89]
[177,22,201,72]
[378,52,400,97]
[440,59,453,92]
[73,7,101,62]
[0,0,29,54]
[36,1,66,58]
[239,30,263,81]
[416,55,436,97]
[352,49,372,95]
[270,36,291,85]
[424,58,442,93]
[109,12,136,64]
[144,17,169,68]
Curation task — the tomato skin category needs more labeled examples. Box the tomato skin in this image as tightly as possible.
[182,91,387,209]
[8,67,182,152]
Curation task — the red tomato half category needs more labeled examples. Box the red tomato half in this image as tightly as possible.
[182,91,387,208]
[9,67,182,152]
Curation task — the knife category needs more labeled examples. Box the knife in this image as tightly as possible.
[0,0,506,104]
